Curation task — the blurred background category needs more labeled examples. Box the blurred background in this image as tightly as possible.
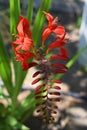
[0,0,87,130]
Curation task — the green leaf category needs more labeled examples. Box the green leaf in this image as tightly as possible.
[10,0,26,114]
[10,0,20,35]
[15,91,35,121]
[0,124,11,130]
[0,103,6,116]
[0,33,12,95]
[26,0,34,23]
[10,0,27,96]
[13,62,27,94]
[10,0,27,103]
[5,115,30,130]
[0,87,3,98]
[32,0,52,46]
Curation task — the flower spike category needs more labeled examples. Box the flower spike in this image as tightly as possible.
[12,11,69,123]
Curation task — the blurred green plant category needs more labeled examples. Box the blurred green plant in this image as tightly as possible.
[0,0,87,129]
[76,16,82,28]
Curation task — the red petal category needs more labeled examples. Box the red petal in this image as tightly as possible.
[22,60,29,70]
[43,11,53,21]
[17,17,24,36]
[17,16,32,37]
[42,11,59,44]
[53,26,65,35]
[21,37,34,51]
[46,40,66,53]
[15,51,34,70]
[42,28,52,43]
[60,48,68,56]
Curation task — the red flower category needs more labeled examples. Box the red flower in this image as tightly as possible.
[42,11,57,43]
[12,16,34,70]
[42,11,66,48]
[13,16,34,51]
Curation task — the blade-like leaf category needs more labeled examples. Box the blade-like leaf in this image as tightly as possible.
[10,0,28,114]
[5,115,29,130]
[0,33,12,95]
[26,0,34,23]
[15,91,35,121]
[10,0,20,35]
[32,0,52,46]
[10,0,27,96]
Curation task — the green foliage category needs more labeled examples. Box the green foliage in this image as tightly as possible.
[10,0,20,34]
[76,16,82,28]
[0,33,12,96]
[32,0,52,46]
[10,0,28,111]
[5,116,29,130]
[26,0,34,23]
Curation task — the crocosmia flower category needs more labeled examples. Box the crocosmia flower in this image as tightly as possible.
[42,11,66,47]
[12,16,34,70]
[12,11,69,123]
